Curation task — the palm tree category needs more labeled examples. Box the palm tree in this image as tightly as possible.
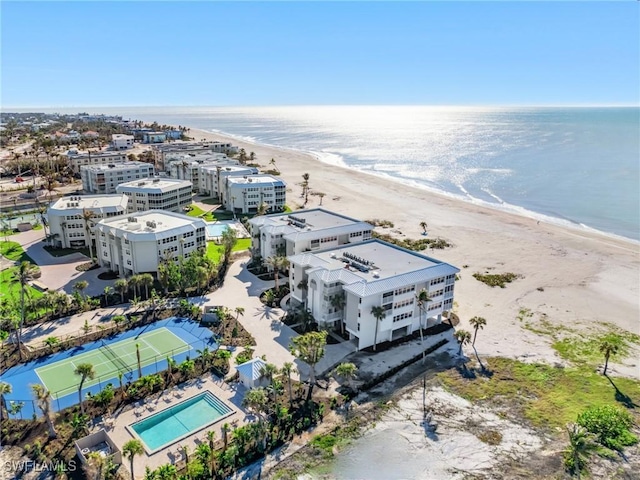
[103,286,114,307]
[74,363,95,415]
[74,280,89,300]
[206,430,217,477]
[333,362,358,390]
[281,362,295,405]
[301,173,310,204]
[289,331,327,390]
[128,275,140,300]
[416,288,431,345]
[31,384,57,439]
[122,439,144,480]
[242,387,269,421]
[454,329,472,355]
[370,306,386,351]
[138,273,154,299]
[17,261,39,360]
[135,343,142,378]
[0,382,12,421]
[234,306,245,332]
[269,158,279,173]
[317,192,326,205]
[114,278,128,304]
[330,292,347,334]
[221,422,231,451]
[82,208,96,261]
[599,338,619,376]
[265,255,289,291]
[563,423,598,479]
[420,221,428,235]
[469,316,487,346]
[259,363,279,402]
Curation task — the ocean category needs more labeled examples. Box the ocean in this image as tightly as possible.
[69,106,640,241]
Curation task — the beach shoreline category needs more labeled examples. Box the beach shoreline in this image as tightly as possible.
[183,125,639,378]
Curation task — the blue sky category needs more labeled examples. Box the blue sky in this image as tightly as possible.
[1,1,638,107]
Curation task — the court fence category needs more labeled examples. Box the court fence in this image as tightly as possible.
[3,335,218,417]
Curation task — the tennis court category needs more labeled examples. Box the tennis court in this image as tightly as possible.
[35,328,189,399]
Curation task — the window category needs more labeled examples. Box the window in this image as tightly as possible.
[393,312,413,323]
[357,323,360,331]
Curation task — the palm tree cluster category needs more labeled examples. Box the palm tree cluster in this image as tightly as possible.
[157,248,218,296]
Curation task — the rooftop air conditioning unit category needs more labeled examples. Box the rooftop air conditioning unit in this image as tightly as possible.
[372,271,380,278]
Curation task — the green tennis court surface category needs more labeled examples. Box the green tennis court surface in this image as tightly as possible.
[35,328,189,399]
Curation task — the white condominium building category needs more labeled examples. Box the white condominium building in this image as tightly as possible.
[289,240,459,351]
[223,175,286,215]
[199,164,258,198]
[111,134,135,150]
[66,151,128,174]
[116,177,193,213]
[167,155,236,191]
[46,194,128,249]
[95,210,207,276]
[248,208,373,260]
[81,162,155,194]
[153,142,236,170]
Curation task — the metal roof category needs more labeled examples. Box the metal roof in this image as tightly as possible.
[236,357,267,381]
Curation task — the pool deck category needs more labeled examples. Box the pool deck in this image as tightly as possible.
[96,374,250,477]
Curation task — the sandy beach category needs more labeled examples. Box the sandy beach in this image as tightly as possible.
[185,126,639,378]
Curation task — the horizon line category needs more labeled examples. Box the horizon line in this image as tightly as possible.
[2,103,639,112]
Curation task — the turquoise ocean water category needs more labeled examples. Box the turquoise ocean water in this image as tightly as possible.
[61,106,640,241]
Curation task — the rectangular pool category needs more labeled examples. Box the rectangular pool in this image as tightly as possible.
[129,391,233,453]
[205,221,236,238]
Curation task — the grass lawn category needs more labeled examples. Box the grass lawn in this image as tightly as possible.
[437,357,640,430]
[206,238,251,263]
[0,241,34,263]
[0,266,44,305]
[186,204,217,221]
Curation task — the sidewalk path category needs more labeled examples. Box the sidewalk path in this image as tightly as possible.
[9,229,117,297]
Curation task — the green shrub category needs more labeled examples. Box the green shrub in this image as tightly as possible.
[576,405,638,451]
[472,272,520,288]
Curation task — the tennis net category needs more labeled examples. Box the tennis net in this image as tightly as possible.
[100,340,130,374]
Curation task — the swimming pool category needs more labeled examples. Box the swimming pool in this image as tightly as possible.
[129,391,233,453]
[206,221,236,238]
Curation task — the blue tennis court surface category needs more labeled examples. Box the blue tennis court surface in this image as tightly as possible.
[2,317,218,418]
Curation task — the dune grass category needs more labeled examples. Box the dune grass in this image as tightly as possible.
[523,317,639,367]
[437,357,640,430]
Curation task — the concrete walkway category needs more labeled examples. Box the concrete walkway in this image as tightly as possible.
[8,229,117,297]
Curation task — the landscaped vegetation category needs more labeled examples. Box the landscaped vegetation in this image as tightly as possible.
[373,231,451,251]
[472,271,520,288]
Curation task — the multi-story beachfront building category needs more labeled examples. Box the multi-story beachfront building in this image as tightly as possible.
[111,134,135,150]
[95,210,207,276]
[198,164,258,198]
[115,177,193,213]
[288,239,459,350]
[248,208,373,260]
[46,194,129,249]
[81,162,155,194]
[167,155,238,192]
[153,142,236,171]
[142,132,167,144]
[223,175,286,215]
[66,151,128,174]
